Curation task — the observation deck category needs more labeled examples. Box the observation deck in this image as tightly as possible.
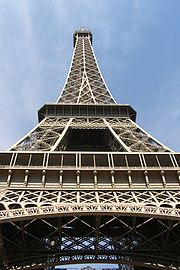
[73,28,93,46]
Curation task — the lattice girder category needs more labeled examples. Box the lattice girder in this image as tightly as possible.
[105,118,170,152]
[0,213,180,269]
[57,32,115,104]
[9,118,73,151]
[1,190,180,222]
[9,117,170,152]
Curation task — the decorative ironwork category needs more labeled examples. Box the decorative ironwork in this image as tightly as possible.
[0,29,179,269]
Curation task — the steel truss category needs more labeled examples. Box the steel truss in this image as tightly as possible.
[1,29,180,269]
[9,117,170,152]
[1,189,180,217]
[0,188,180,269]
[57,31,115,104]
[1,213,180,269]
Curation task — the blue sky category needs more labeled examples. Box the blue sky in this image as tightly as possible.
[0,0,180,151]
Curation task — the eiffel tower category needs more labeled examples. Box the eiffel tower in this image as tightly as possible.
[0,28,180,270]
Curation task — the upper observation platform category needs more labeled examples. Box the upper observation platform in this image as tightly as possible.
[73,28,93,46]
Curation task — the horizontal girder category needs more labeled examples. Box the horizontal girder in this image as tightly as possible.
[0,202,180,223]
[5,253,180,270]
[1,188,180,222]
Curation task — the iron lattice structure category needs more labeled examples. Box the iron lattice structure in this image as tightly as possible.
[0,29,180,270]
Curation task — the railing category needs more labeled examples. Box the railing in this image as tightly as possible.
[0,151,180,168]
[0,151,180,188]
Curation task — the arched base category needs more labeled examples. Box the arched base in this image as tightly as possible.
[4,256,178,270]
[0,214,180,270]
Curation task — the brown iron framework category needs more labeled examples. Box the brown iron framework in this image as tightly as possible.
[0,29,180,270]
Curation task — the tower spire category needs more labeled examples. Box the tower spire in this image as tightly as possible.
[57,29,116,104]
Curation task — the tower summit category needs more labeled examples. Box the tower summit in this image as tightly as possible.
[58,28,115,104]
[73,28,93,46]
[0,29,180,270]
